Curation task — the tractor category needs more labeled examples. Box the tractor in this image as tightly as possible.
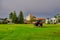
[33,18,44,27]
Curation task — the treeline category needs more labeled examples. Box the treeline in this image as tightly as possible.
[54,14,60,23]
[9,11,24,24]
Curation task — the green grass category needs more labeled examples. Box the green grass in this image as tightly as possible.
[0,24,60,40]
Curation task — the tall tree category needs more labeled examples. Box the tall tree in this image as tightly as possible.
[9,12,13,19]
[12,11,17,23]
[18,11,24,24]
[9,12,14,23]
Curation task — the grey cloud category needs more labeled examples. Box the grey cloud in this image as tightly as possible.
[0,0,60,18]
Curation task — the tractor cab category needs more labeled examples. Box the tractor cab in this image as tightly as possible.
[33,18,45,27]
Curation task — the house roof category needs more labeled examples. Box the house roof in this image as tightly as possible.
[0,18,4,20]
[35,18,45,20]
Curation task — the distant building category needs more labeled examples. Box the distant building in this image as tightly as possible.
[35,18,45,23]
[26,13,33,21]
[25,13,36,23]
[50,18,57,24]
[0,18,13,24]
[45,18,51,24]
[35,18,45,20]
[26,13,36,21]
[0,18,4,23]
[45,18,57,24]
[7,19,12,24]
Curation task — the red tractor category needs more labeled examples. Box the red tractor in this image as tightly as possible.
[33,18,44,27]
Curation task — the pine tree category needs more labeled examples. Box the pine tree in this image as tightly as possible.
[12,11,17,23]
[18,11,24,24]
[9,12,13,19]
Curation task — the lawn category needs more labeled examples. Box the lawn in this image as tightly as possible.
[0,24,60,40]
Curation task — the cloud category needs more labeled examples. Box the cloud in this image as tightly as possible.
[0,0,60,18]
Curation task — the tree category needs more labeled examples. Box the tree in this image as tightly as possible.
[54,14,60,23]
[9,11,18,23]
[54,16,57,18]
[12,11,17,23]
[9,12,13,19]
[30,14,36,23]
[18,11,24,24]
[9,12,14,23]
[30,16,35,23]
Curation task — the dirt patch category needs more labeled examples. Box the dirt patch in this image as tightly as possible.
[53,32,60,36]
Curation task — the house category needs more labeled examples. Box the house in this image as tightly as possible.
[45,18,50,24]
[7,19,12,24]
[45,18,57,24]
[0,18,12,24]
[35,18,45,23]
[25,13,36,23]
[50,18,57,24]
[0,18,4,23]
[26,13,33,21]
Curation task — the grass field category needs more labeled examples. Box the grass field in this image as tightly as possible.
[0,24,60,40]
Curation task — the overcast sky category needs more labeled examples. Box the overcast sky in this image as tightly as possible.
[0,0,60,18]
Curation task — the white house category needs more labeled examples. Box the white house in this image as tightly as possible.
[45,18,57,24]
[7,19,12,24]
[25,13,33,21]
[45,18,50,24]
[0,18,4,23]
[50,18,57,24]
